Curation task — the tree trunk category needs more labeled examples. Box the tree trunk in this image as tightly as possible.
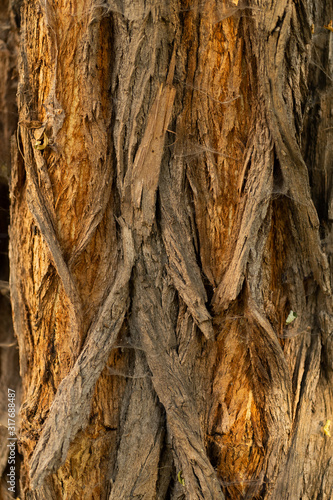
[6,0,333,499]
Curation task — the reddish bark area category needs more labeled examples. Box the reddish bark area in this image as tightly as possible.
[4,1,333,499]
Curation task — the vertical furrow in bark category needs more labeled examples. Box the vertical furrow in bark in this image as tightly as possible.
[108,354,165,500]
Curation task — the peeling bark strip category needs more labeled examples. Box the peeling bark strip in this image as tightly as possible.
[213,119,274,313]
[261,2,331,294]
[160,153,214,340]
[9,0,333,498]
[108,353,165,500]
[29,223,134,489]
[132,248,224,499]
[19,123,83,356]
[129,51,176,226]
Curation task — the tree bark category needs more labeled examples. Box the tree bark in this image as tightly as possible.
[6,0,333,499]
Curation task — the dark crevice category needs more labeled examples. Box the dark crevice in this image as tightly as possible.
[272,152,284,194]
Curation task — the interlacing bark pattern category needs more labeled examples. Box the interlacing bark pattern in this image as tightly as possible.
[9,0,333,498]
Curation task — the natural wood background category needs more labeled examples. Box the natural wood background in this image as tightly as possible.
[1,0,333,499]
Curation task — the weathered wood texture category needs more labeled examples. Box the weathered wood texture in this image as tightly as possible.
[7,0,333,499]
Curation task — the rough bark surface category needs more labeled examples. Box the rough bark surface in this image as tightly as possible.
[6,0,333,499]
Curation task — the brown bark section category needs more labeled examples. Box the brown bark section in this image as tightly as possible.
[7,0,333,499]
[11,1,125,497]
